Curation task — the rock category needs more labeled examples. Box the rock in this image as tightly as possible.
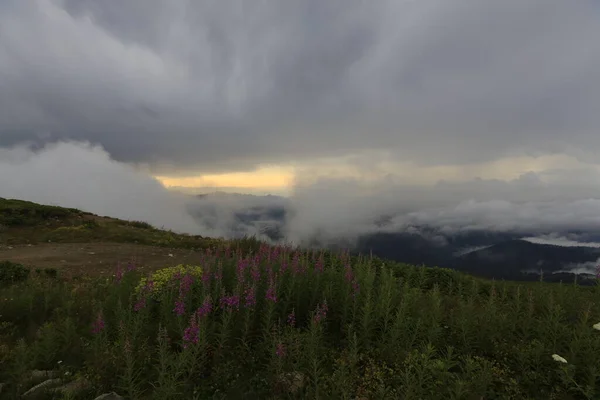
[30,370,58,380]
[22,378,62,397]
[93,392,125,400]
[276,371,305,394]
[51,377,92,396]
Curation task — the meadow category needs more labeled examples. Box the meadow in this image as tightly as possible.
[0,198,600,399]
[0,241,599,399]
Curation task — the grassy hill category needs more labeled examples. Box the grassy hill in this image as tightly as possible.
[0,198,599,399]
[0,197,223,250]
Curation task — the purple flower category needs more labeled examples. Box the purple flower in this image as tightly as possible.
[244,285,257,308]
[220,294,240,311]
[134,278,154,312]
[275,342,286,358]
[197,296,213,318]
[214,263,223,283]
[114,263,124,284]
[173,298,185,316]
[127,259,137,272]
[134,297,146,312]
[265,280,277,303]
[344,264,360,297]
[313,301,328,324]
[173,273,195,316]
[344,264,354,282]
[287,310,296,328]
[183,313,199,348]
[250,264,261,283]
[201,266,211,285]
[315,255,324,273]
[237,258,249,282]
[180,273,194,294]
[91,311,105,334]
[292,252,300,274]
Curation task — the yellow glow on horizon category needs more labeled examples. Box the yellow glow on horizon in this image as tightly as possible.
[156,165,295,190]
[155,153,591,193]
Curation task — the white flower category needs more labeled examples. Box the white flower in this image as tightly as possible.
[552,354,567,364]
[593,322,600,331]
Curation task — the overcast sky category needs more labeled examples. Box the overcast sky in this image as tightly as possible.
[2,0,600,243]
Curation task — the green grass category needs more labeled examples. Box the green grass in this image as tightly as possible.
[0,243,599,399]
[0,197,224,250]
[1,198,599,398]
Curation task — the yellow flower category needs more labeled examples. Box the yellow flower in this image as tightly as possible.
[135,264,203,299]
[552,354,567,364]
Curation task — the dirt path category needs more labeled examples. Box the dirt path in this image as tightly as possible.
[0,242,204,279]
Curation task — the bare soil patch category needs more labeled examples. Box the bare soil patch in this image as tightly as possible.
[0,242,203,279]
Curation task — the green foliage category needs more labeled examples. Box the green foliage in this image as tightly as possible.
[135,264,204,300]
[0,260,30,284]
[0,243,599,399]
[0,197,82,227]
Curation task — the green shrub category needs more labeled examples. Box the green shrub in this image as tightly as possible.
[0,261,30,284]
[135,264,203,300]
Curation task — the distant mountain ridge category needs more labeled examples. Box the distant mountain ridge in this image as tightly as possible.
[188,192,600,284]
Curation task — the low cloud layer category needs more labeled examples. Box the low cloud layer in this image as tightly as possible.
[0,141,206,235]
[3,142,600,250]
[1,0,600,174]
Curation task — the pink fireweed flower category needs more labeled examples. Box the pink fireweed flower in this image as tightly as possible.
[292,252,300,274]
[134,297,146,312]
[313,301,328,324]
[201,266,211,285]
[197,296,213,318]
[214,263,223,283]
[271,247,280,262]
[134,278,154,311]
[315,255,324,273]
[173,273,194,316]
[220,294,240,311]
[173,298,186,316]
[244,285,257,308]
[237,258,249,281]
[91,311,105,334]
[127,259,137,272]
[287,309,296,328]
[114,263,124,284]
[281,258,288,273]
[180,273,194,293]
[265,280,277,303]
[344,264,360,297]
[250,263,261,283]
[596,263,600,279]
[275,342,286,358]
[344,264,354,282]
[182,313,200,348]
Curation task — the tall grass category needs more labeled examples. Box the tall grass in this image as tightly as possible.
[1,243,599,399]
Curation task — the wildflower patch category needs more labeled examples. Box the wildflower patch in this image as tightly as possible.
[134,264,203,300]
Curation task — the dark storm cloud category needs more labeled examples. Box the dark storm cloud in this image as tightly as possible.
[1,0,600,173]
